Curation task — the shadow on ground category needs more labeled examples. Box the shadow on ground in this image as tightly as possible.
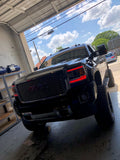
[13,92,120,160]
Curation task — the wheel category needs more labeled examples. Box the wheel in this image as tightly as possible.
[22,118,46,132]
[108,69,115,87]
[95,85,114,129]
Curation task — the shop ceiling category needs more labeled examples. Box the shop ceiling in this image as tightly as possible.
[0,0,84,33]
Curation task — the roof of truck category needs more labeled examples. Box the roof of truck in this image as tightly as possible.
[45,44,87,62]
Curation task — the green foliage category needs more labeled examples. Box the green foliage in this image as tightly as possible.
[92,30,119,49]
[56,46,63,52]
[94,30,119,41]
[92,38,109,50]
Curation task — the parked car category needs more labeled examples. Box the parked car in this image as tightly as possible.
[12,44,115,131]
[105,52,117,63]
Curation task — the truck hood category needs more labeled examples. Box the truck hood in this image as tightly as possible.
[15,58,88,85]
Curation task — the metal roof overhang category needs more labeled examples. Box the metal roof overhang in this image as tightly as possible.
[0,0,84,33]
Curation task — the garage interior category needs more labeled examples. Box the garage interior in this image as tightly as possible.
[0,0,120,160]
[0,0,84,133]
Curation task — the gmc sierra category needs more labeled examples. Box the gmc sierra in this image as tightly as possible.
[12,44,115,131]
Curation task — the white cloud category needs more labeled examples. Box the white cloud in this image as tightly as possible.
[30,47,49,64]
[66,6,78,18]
[56,14,61,20]
[37,41,42,45]
[66,0,90,18]
[47,30,79,51]
[85,35,95,44]
[66,0,111,21]
[97,5,120,33]
[65,0,120,33]
[81,0,111,22]
[38,26,53,40]
[82,32,92,38]
[80,0,120,33]
[30,47,36,56]
[30,24,42,32]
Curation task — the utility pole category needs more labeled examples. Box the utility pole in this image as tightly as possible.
[33,41,41,66]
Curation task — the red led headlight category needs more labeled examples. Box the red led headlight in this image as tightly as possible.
[67,66,86,84]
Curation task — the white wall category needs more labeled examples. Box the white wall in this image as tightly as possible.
[0,24,34,90]
[0,24,35,121]
[0,24,32,73]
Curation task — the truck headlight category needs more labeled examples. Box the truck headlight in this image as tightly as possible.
[67,66,87,84]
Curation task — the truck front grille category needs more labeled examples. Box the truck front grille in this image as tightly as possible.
[17,70,67,103]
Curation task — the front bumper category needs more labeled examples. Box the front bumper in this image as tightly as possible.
[14,81,97,123]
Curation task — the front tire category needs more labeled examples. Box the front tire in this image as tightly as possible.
[95,85,114,129]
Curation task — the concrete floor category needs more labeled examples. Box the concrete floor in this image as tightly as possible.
[0,92,120,160]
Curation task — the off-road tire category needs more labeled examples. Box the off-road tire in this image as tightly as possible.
[95,85,114,129]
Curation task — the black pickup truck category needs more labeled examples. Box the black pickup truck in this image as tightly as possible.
[12,44,115,131]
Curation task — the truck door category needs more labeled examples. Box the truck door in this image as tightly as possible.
[87,45,107,83]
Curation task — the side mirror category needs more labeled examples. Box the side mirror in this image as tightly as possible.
[97,44,107,55]
[89,52,99,59]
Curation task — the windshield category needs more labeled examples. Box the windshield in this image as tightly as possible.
[41,47,89,68]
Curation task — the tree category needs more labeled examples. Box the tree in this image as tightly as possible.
[56,46,63,52]
[94,30,119,41]
[92,38,109,50]
[92,30,119,49]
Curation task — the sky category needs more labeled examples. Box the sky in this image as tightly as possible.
[24,0,120,65]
